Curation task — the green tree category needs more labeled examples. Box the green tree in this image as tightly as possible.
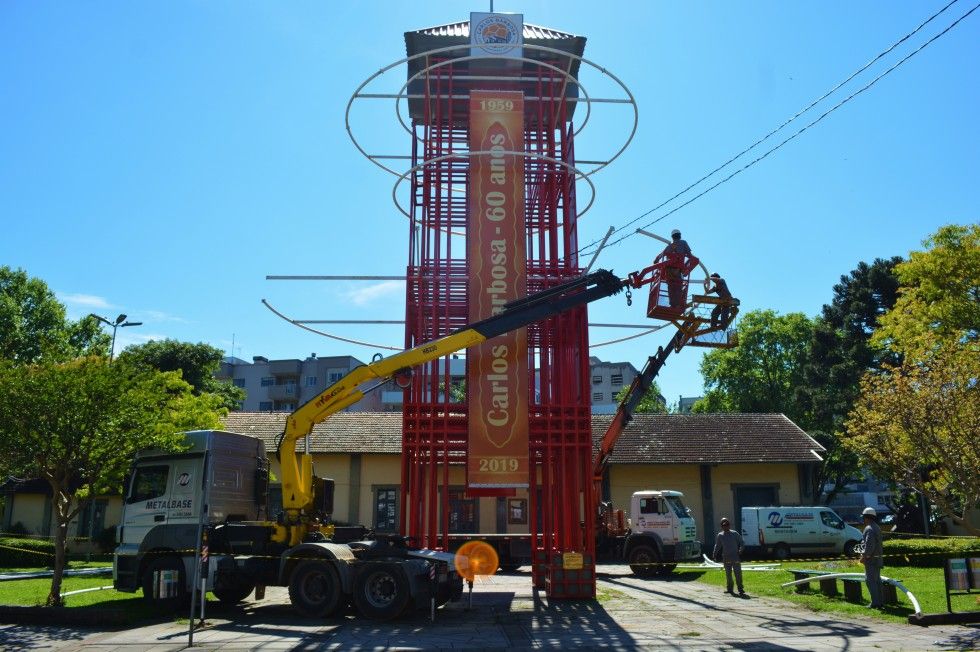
[801,257,902,503]
[614,379,667,413]
[692,310,813,424]
[844,338,979,535]
[0,266,109,363]
[117,339,245,410]
[0,357,223,605]
[845,224,980,533]
[874,223,980,354]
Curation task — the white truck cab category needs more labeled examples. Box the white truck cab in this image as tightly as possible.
[741,506,863,559]
[625,490,701,576]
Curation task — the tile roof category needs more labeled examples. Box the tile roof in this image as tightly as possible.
[221,412,823,465]
[593,413,825,465]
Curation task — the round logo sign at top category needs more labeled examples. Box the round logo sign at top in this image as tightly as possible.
[472,14,522,54]
[178,472,191,487]
[767,511,784,527]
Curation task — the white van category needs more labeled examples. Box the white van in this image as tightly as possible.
[741,506,864,559]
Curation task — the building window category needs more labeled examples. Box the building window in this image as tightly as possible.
[507,498,527,525]
[260,377,274,387]
[447,488,478,533]
[593,392,603,402]
[259,401,273,411]
[306,376,317,387]
[592,374,602,385]
[329,372,343,383]
[232,378,246,388]
[374,487,399,532]
[610,373,623,386]
[77,499,108,538]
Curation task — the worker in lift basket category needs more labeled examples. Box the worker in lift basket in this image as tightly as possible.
[706,272,733,328]
[713,517,746,596]
[659,229,693,310]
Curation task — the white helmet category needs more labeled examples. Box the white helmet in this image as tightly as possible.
[862,507,877,517]
[671,229,681,237]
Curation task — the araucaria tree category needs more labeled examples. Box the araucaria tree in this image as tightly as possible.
[800,258,902,503]
[844,224,980,534]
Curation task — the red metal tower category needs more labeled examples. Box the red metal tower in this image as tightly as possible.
[347,15,636,598]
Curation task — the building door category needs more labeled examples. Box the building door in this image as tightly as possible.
[733,485,779,530]
[448,489,478,533]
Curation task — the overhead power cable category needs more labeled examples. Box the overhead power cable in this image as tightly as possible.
[576,0,973,259]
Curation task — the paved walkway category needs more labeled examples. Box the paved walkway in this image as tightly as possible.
[3,565,977,651]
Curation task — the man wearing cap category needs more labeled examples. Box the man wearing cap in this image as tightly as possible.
[860,506,884,608]
[706,272,732,328]
[660,229,693,310]
[713,517,746,596]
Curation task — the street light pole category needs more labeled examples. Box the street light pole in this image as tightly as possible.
[90,313,143,361]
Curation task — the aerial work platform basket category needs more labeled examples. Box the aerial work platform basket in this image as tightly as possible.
[680,295,739,348]
[632,253,701,321]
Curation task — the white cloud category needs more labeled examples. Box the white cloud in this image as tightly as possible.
[141,310,190,324]
[342,281,404,307]
[58,292,113,309]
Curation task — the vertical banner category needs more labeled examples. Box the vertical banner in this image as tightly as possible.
[467,90,527,489]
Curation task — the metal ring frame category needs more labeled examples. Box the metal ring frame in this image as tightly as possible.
[269,41,643,354]
[391,52,595,153]
[389,148,597,229]
[345,42,638,181]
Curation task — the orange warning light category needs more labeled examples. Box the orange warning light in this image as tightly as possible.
[454,540,499,582]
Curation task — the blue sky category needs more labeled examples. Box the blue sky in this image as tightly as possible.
[2,2,977,401]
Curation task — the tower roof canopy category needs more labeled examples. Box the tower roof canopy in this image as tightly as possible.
[403,18,587,121]
[410,20,582,42]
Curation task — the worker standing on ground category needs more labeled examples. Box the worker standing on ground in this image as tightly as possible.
[660,229,693,310]
[713,517,746,596]
[706,272,732,328]
[860,507,885,609]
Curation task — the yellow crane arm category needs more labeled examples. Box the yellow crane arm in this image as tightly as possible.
[277,269,626,520]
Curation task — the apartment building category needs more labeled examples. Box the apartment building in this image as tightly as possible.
[219,354,645,414]
[588,356,643,414]
[217,354,382,412]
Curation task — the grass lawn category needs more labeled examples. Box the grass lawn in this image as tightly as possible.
[0,567,200,625]
[694,560,978,623]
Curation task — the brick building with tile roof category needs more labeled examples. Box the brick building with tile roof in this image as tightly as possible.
[0,412,825,550]
[220,411,825,541]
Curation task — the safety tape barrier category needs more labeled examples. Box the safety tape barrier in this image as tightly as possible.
[123,546,979,566]
[0,532,94,542]
[629,548,980,567]
[0,542,56,558]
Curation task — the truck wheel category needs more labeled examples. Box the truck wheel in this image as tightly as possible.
[353,562,410,621]
[288,560,342,618]
[141,556,188,610]
[844,540,861,557]
[772,543,790,561]
[628,545,660,578]
[213,574,255,604]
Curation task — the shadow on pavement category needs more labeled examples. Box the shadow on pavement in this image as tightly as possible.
[154,586,648,651]
[0,623,89,650]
